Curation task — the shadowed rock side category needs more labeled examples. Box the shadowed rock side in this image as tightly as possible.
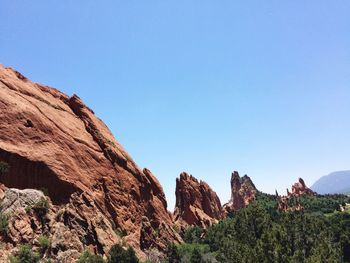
[0,65,181,259]
[174,172,223,229]
[223,171,257,215]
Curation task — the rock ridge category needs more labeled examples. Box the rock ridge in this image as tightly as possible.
[174,172,223,229]
[0,65,181,259]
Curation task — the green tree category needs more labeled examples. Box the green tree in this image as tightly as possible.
[183,226,204,244]
[38,235,50,255]
[190,248,202,263]
[9,245,40,263]
[77,250,105,263]
[167,243,180,263]
[108,244,138,263]
[0,212,9,236]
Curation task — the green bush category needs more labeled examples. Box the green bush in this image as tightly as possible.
[38,235,50,254]
[32,197,49,218]
[167,243,180,263]
[9,245,40,263]
[108,244,139,263]
[0,212,9,235]
[0,161,9,176]
[175,243,211,263]
[183,226,204,244]
[77,250,105,263]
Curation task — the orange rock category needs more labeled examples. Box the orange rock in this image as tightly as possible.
[174,172,223,229]
[223,171,257,215]
[277,177,316,212]
[0,65,181,258]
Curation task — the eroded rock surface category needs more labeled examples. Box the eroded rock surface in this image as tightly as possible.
[0,65,181,259]
[1,188,45,214]
[223,171,257,215]
[277,178,316,212]
[290,178,316,197]
[174,172,223,229]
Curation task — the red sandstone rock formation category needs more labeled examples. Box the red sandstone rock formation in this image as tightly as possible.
[223,171,257,215]
[0,65,181,259]
[174,172,223,229]
[291,178,316,196]
[277,178,316,212]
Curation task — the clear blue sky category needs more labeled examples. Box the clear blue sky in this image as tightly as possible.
[1,1,349,209]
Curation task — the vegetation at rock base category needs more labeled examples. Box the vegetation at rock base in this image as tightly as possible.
[38,235,50,255]
[0,212,9,235]
[9,245,40,263]
[32,197,50,219]
[108,244,139,263]
[0,161,9,176]
[77,250,105,263]
[168,194,350,263]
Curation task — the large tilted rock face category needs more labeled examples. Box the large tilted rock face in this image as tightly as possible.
[0,65,181,259]
[174,172,223,229]
[223,171,257,215]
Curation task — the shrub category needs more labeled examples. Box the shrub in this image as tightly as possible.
[0,212,9,235]
[175,243,211,263]
[32,197,49,218]
[38,235,50,254]
[39,187,49,196]
[190,248,202,263]
[108,244,139,263]
[0,161,9,176]
[9,245,40,263]
[167,243,181,263]
[77,250,105,263]
[183,226,204,243]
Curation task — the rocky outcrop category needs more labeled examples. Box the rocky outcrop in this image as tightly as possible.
[0,65,181,259]
[277,178,316,212]
[223,171,257,215]
[0,186,120,262]
[174,172,223,229]
[1,188,46,214]
[290,178,316,197]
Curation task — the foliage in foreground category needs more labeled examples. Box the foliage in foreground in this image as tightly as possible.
[108,244,139,263]
[77,244,139,263]
[0,212,9,235]
[9,245,40,263]
[77,250,105,263]
[169,194,350,263]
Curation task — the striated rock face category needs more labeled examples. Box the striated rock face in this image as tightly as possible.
[0,65,181,259]
[223,171,257,215]
[174,172,223,229]
[1,188,45,214]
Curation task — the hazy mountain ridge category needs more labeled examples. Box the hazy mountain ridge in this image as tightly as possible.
[311,170,350,194]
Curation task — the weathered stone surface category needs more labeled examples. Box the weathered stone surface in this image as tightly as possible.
[174,172,223,229]
[0,65,181,259]
[1,188,45,214]
[223,171,257,215]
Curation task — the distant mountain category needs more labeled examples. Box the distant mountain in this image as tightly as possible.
[311,171,350,194]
